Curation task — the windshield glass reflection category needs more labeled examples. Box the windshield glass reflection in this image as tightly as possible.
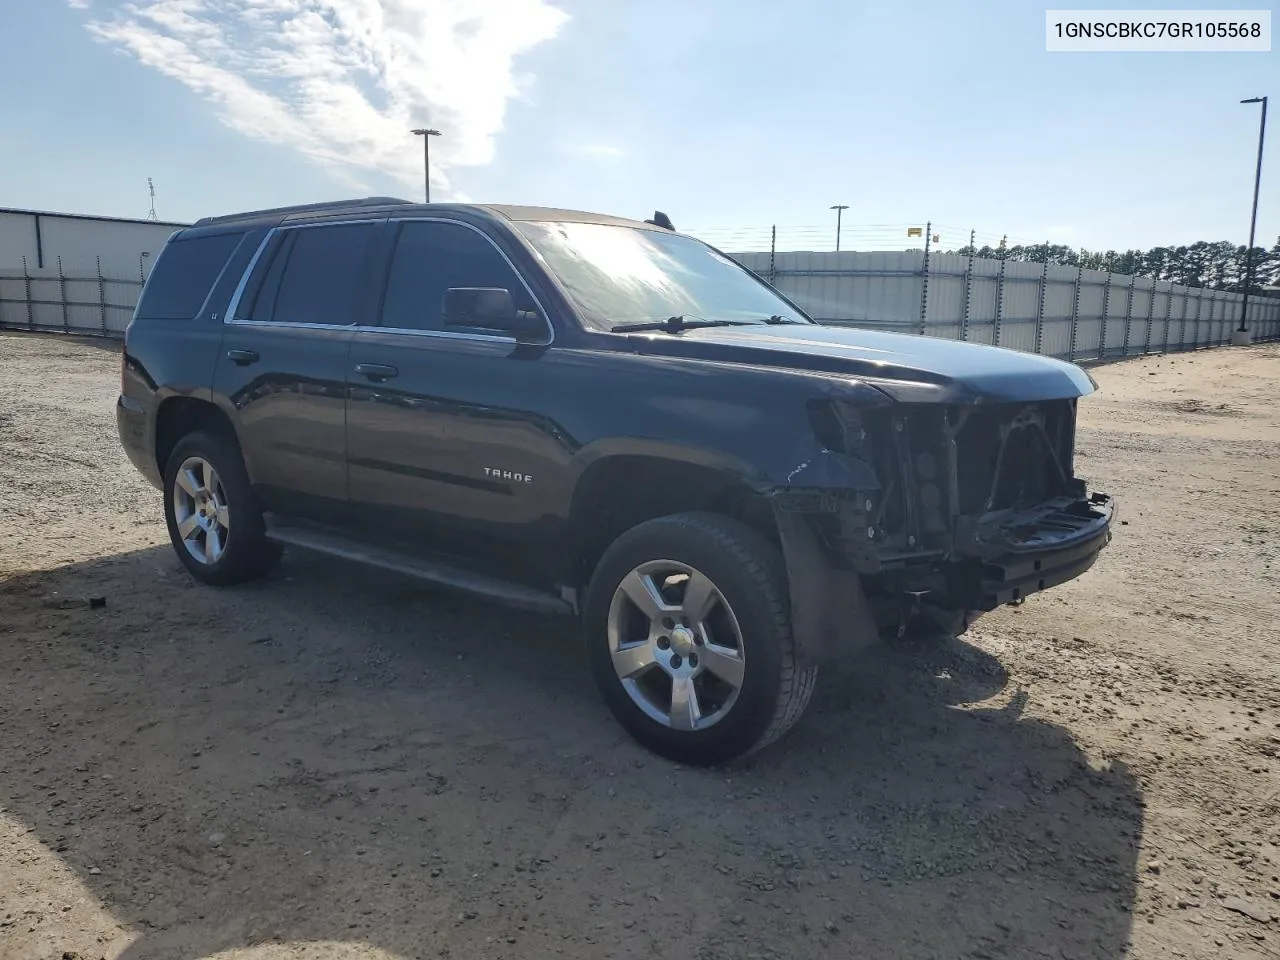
[515,220,810,330]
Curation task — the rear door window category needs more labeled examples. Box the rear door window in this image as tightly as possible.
[243,222,378,325]
[136,231,244,320]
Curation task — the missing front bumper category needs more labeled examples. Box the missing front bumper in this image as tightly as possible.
[961,492,1116,609]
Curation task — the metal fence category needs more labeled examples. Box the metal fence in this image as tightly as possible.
[730,249,1280,358]
[3,248,1278,359]
[0,257,144,338]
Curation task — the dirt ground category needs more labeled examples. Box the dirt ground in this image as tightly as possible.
[1,330,1278,960]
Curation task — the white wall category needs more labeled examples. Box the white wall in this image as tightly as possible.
[0,209,186,280]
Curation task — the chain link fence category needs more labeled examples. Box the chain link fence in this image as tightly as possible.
[728,248,1280,359]
[0,257,145,338]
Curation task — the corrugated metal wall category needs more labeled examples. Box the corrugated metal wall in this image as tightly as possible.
[0,210,181,278]
[0,209,182,337]
[731,249,1280,358]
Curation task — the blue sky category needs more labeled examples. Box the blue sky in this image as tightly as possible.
[1,0,1275,252]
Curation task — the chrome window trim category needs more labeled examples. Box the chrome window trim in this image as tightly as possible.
[224,218,383,327]
[222,228,280,327]
[222,216,555,347]
[349,324,525,344]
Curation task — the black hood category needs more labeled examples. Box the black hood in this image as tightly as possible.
[616,324,1097,404]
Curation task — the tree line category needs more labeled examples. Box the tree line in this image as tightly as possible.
[943,237,1280,294]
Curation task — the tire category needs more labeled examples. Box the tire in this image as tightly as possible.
[162,429,281,586]
[583,511,818,765]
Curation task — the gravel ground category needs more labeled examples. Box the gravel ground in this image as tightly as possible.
[1,330,1278,960]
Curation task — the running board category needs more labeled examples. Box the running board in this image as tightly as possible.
[264,521,572,616]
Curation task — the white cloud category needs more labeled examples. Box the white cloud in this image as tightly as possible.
[78,0,569,195]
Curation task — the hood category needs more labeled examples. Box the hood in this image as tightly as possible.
[622,324,1096,404]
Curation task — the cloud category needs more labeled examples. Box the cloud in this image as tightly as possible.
[78,0,569,195]
[580,144,623,157]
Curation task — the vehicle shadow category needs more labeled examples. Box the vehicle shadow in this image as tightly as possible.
[0,544,1140,960]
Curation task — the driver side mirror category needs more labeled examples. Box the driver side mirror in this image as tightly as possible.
[442,287,545,341]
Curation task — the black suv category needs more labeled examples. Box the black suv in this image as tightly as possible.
[117,198,1114,764]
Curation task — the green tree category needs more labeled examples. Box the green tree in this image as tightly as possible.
[940,235,1279,297]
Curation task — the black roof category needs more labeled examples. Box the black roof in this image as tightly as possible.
[481,205,662,230]
[193,196,411,226]
[189,197,664,232]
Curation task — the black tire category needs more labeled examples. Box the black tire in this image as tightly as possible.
[583,511,818,765]
[162,429,281,586]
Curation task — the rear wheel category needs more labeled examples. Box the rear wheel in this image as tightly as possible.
[584,512,817,765]
[162,430,281,585]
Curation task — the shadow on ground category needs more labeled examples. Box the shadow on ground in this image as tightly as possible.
[0,545,1141,960]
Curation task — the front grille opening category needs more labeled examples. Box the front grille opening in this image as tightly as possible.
[954,401,1074,514]
[989,420,1063,510]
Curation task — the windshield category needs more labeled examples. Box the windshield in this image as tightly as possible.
[514,220,811,330]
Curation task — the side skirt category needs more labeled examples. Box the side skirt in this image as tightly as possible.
[263,516,573,616]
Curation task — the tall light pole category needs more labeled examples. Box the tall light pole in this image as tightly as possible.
[411,128,442,203]
[1237,97,1267,339]
[830,204,849,252]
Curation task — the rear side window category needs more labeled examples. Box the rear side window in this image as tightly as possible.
[135,232,244,320]
[243,222,377,325]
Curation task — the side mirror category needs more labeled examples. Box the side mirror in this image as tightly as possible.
[442,287,545,340]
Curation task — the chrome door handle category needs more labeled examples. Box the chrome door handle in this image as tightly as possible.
[355,362,399,382]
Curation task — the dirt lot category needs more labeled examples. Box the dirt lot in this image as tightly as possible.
[1,331,1278,960]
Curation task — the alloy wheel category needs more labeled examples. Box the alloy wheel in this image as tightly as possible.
[172,456,230,565]
[605,560,747,731]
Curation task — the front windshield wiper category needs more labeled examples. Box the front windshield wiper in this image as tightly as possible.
[609,315,757,334]
[761,315,804,324]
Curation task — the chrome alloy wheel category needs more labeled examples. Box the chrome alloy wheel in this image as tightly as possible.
[606,560,747,731]
[172,456,230,565]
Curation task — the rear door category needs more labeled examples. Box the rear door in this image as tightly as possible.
[345,218,563,580]
[214,219,381,525]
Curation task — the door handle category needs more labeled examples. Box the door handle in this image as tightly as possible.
[355,362,399,382]
[226,349,260,366]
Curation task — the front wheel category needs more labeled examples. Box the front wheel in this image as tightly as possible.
[583,512,817,765]
[162,429,281,586]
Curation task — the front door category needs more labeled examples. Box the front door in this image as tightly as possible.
[345,218,566,582]
[214,220,381,524]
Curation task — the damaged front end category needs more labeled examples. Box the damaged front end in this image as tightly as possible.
[770,395,1114,658]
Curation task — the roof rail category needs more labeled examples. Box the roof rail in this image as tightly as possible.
[193,196,411,226]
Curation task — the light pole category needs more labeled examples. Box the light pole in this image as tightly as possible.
[830,204,849,252]
[1236,96,1267,341]
[411,128,442,203]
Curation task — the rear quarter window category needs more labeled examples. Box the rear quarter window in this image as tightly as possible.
[136,231,245,320]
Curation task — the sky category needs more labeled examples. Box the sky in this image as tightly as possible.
[1,0,1276,253]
